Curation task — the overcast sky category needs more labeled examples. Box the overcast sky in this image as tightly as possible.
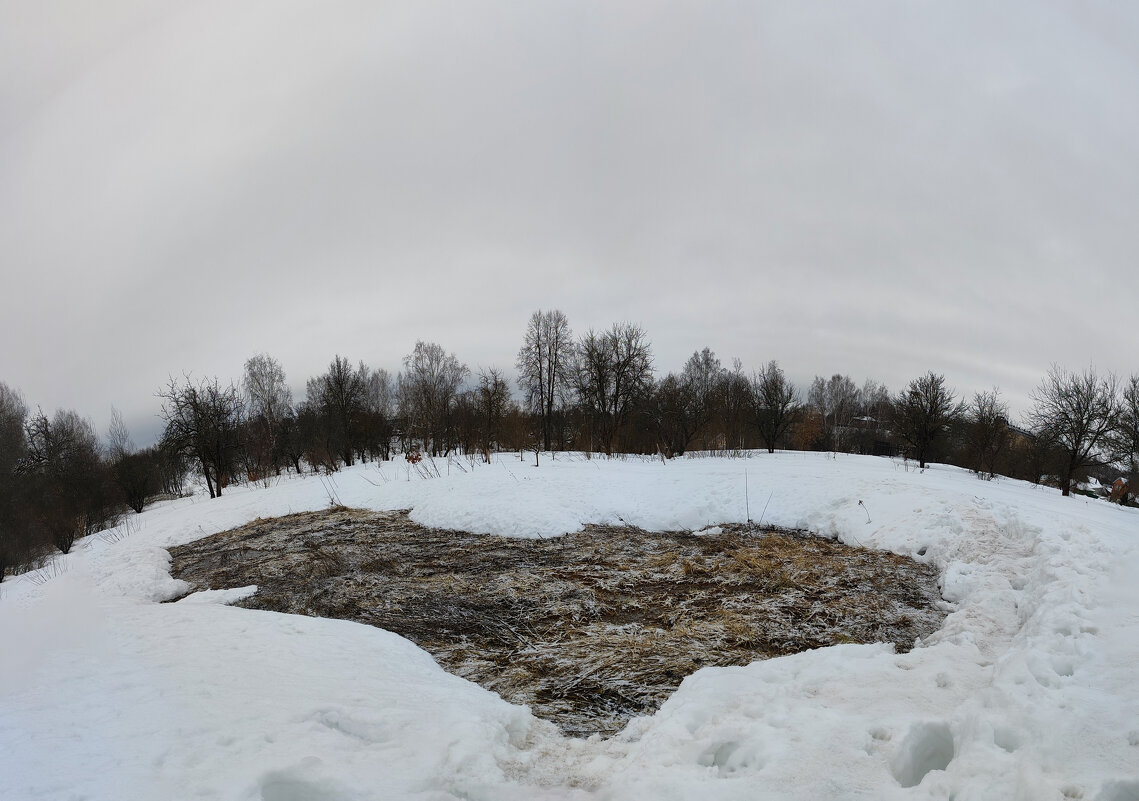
[2,0,1138,445]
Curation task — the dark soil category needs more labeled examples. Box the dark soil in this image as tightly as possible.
[168,508,945,737]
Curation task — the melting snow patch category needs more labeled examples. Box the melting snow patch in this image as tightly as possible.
[175,585,258,605]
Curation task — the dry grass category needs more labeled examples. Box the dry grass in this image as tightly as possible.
[169,508,944,737]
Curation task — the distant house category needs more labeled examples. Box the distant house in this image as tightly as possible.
[1110,478,1134,506]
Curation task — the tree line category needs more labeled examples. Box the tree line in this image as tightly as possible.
[2,308,1137,581]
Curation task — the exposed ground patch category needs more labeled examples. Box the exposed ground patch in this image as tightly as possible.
[169,508,945,737]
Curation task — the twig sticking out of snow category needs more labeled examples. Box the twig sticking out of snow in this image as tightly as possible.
[319,476,342,508]
[745,469,751,523]
[21,558,67,586]
[759,490,774,529]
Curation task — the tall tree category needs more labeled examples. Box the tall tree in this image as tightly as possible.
[23,408,113,552]
[715,359,752,451]
[107,407,159,513]
[306,355,366,466]
[808,374,861,452]
[1114,375,1139,487]
[1026,365,1119,496]
[399,341,468,456]
[243,353,293,476]
[159,376,245,498]
[358,364,395,462]
[752,361,801,453]
[893,372,962,469]
[0,383,32,580]
[572,323,653,455]
[476,367,510,461]
[650,374,698,457]
[651,348,724,457]
[860,379,891,422]
[964,389,1010,480]
[853,378,892,454]
[680,348,723,449]
[243,354,293,429]
[516,310,574,452]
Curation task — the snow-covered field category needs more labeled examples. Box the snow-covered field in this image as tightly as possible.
[1,452,1137,800]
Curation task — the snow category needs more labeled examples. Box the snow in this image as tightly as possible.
[2,451,1138,799]
[176,585,259,605]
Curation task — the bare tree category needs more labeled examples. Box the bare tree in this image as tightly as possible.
[1114,374,1139,487]
[808,374,860,452]
[650,374,697,457]
[1026,365,1119,496]
[159,376,246,498]
[650,348,724,457]
[714,358,751,451]
[155,438,191,497]
[24,408,114,552]
[243,353,293,476]
[275,410,306,474]
[306,355,366,466]
[363,365,395,420]
[752,361,801,453]
[964,389,1010,480]
[243,354,293,426]
[476,367,510,461]
[516,310,574,452]
[399,341,468,456]
[358,364,395,462]
[106,406,133,463]
[860,379,891,421]
[0,382,32,580]
[0,383,24,484]
[291,400,335,473]
[852,378,892,454]
[107,407,159,513]
[572,323,653,455]
[893,372,963,469]
[680,348,723,449]
[453,390,479,457]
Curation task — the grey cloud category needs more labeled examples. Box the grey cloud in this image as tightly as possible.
[2,0,1138,442]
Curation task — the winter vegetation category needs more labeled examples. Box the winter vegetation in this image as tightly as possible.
[2,310,1137,582]
[0,314,1136,799]
[167,508,945,738]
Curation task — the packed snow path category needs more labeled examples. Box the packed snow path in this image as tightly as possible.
[1,452,1137,800]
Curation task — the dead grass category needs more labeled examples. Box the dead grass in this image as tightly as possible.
[169,508,944,737]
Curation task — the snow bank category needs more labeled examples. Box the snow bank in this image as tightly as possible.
[2,451,1137,799]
